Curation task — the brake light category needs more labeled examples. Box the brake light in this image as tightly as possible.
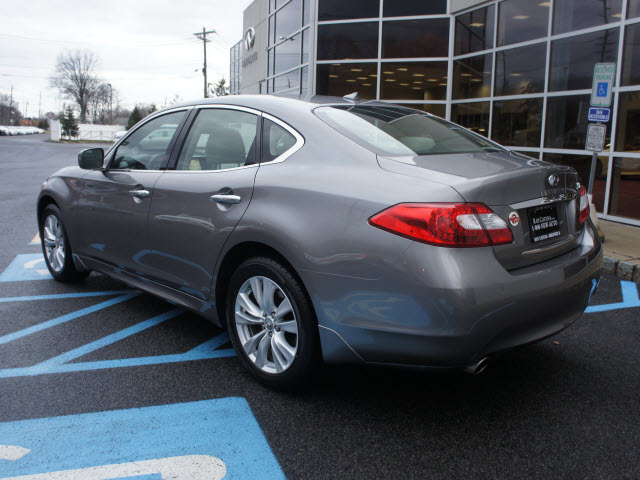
[369,203,514,247]
[579,185,590,224]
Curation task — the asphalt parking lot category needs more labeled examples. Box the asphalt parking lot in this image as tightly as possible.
[0,134,638,479]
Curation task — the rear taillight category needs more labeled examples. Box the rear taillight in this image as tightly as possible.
[579,184,590,224]
[369,203,514,247]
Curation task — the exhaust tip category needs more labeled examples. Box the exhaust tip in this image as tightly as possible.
[465,357,489,375]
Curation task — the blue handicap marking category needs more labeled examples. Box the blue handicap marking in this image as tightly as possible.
[0,254,51,282]
[0,398,286,479]
[586,280,640,313]
[597,82,608,97]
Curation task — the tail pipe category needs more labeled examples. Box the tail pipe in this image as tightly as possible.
[465,357,490,375]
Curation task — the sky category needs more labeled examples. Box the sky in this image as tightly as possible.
[0,0,253,118]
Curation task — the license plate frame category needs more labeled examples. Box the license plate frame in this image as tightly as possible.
[528,204,562,243]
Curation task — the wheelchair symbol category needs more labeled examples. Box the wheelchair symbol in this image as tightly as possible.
[0,446,226,480]
[597,82,608,97]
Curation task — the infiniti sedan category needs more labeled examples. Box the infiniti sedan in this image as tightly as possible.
[37,95,602,387]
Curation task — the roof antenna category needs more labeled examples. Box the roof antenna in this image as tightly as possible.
[343,92,360,102]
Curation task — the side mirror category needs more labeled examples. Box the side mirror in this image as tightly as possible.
[78,148,104,170]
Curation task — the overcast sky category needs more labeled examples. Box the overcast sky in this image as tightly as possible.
[1,0,253,117]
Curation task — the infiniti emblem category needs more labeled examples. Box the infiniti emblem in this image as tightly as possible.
[508,211,520,227]
[548,174,560,187]
[244,27,256,50]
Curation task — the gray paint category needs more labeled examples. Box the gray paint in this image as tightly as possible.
[38,95,602,369]
[451,0,491,13]
[240,0,268,94]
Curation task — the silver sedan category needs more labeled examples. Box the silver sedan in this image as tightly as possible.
[37,95,602,387]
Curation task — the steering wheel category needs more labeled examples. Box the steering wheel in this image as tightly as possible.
[147,153,166,170]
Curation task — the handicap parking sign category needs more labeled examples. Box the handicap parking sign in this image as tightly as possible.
[596,82,608,97]
[0,398,285,479]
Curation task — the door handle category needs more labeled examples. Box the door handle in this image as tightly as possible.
[210,194,241,204]
[130,189,150,199]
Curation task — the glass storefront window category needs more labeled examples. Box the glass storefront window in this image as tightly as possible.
[615,91,640,153]
[383,0,446,17]
[549,28,619,92]
[494,43,546,96]
[382,19,449,59]
[492,98,543,147]
[452,54,492,100]
[621,23,640,86]
[553,0,623,34]
[545,95,612,150]
[608,157,640,220]
[393,103,446,118]
[543,153,606,211]
[275,0,302,41]
[455,5,495,56]
[379,61,448,100]
[315,63,377,99]
[303,0,310,26]
[269,15,275,46]
[451,102,490,136]
[318,0,380,21]
[301,66,308,96]
[628,0,640,18]
[274,32,301,75]
[302,29,309,64]
[274,69,300,92]
[497,0,549,47]
[317,22,379,60]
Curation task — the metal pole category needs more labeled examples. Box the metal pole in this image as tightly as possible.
[588,151,598,195]
[107,83,112,125]
[203,27,208,98]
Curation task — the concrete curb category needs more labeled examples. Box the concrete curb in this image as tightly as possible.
[603,254,640,283]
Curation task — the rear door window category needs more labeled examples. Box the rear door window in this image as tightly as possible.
[262,118,298,163]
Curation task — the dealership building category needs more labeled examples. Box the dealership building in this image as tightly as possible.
[230,0,640,225]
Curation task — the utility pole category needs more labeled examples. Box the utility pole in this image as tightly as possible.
[107,83,113,125]
[193,27,216,98]
[38,92,42,122]
[8,86,13,125]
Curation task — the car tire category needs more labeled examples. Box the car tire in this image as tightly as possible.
[226,256,319,388]
[40,204,89,283]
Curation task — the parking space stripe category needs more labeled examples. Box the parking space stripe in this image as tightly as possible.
[0,335,235,379]
[38,308,184,367]
[0,292,140,346]
[585,280,640,313]
[0,290,132,303]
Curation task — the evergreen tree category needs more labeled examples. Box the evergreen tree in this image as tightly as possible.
[127,106,143,130]
[38,118,49,130]
[212,78,229,97]
[61,107,79,139]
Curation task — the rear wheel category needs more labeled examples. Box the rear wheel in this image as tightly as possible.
[40,204,88,282]
[226,256,319,388]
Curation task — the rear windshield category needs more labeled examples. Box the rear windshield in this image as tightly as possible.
[314,105,506,156]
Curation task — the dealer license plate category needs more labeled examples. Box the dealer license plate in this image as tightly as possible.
[528,204,561,243]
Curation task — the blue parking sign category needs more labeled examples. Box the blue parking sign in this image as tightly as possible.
[0,398,286,479]
[596,82,608,97]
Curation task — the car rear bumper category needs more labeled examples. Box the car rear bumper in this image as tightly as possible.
[305,221,602,368]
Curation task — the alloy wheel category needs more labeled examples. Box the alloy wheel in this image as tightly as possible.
[43,214,65,273]
[234,275,299,374]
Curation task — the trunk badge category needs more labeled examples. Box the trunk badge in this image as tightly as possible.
[509,212,520,226]
[548,174,560,187]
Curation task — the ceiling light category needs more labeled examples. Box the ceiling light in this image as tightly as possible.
[510,73,522,76]
[412,73,425,77]
[478,128,486,132]
[439,83,447,86]
[427,78,438,82]
[397,67,408,71]
[385,78,396,82]
[412,81,423,84]
[383,71,394,74]
[469,22,485,27]
[329,75,338,78]
[612,13,622,18]
[538,2,550,6]
[471,78,482,82]
[369,74,378,77]
[331,63,341,66]
[362,83,372,86]
[346,79,357,82]
[460,73,472,77]
[357,77,368,80]
[350,68,363,72]
[514,15,530,20]
[412,87,422,90]
[400,83,409,86]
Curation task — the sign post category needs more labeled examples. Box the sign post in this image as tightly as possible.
[585,62,616,195]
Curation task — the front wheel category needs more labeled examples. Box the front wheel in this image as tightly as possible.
[226,257,319,388]
[40,204,88,282]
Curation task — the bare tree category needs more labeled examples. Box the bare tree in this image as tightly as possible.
[90,83,115,125]
[50,50,100,123]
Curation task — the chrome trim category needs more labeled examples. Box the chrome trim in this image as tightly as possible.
[318,325,364,362]
[522,235,578,256]
[160,164,259,174]
[195,104,263,116]
[211,194,241,204]
[510,191,577,210]
[261,112,305,165]
[129,189,150,198]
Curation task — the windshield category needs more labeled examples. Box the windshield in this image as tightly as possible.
[314,105,506,156]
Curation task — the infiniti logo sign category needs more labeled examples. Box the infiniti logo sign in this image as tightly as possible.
[244,27,256,50]
[548,174,560,187]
